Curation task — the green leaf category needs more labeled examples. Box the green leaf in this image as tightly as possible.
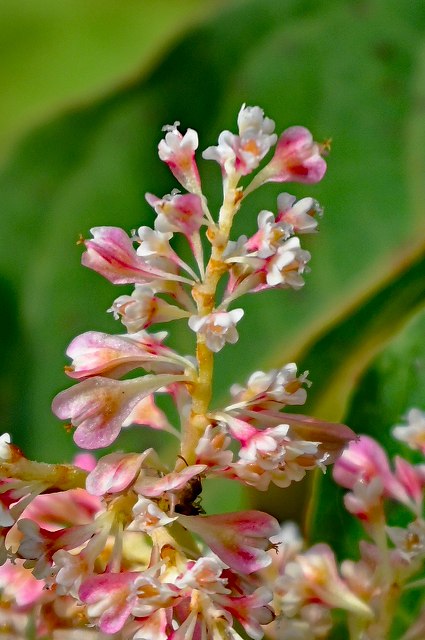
[0,0,226,160]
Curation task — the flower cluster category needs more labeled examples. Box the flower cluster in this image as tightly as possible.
[258,414,425,640]
[0,106,356,639]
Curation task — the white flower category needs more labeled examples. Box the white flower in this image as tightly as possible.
[392,408,425,453]
[174,557,230,594]
[0,433,11,461]
[195,424,233,468]
[188,309,244,352]
[234,425,320,490]
[129,497,177,532]
[136,227,173,258]
[159,122,198,161]
[266,237,311,288]
[203,104,277,176]
[228,363,310,409]
[277,193,322,234]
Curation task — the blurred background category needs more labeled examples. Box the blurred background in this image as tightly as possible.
[1,0,425,515]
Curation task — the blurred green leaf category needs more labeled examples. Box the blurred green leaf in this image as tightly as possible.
[1,0,425,468]
[0,0,226,160]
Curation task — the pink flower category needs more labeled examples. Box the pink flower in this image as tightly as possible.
[188,309,244,353]
[394,456,424,513]
[17,518,96,580]
[82,226,185,285]
[146,192,205,237]
[232,424,322,491]
[79,572,138,633]
[333,436,411,506]
[179,510,280,574]
[392,408,425,454]
[52,373,187,449]
[109,286,189,333]
[264,237,311,289]
[65,330,184,380]
[86,451,150,496]
[276,192,322,234]
[245,210,290,258]
[245,126,327,196]
[195,424,234,468]
[0,559,45,608]
[276,543,372,618]
[215,587,274,640]
[130,497,177,532]
[227,364,310,410]
[203,105,277,177]
[174,556,230,594]
[158,123,201,193]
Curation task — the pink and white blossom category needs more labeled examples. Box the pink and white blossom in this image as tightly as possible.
[233,424,322,491]
[109,286,189,333]
[392,408,425,454]
[179,510,280,574]
[188,309,244,352]
[276,543,372,618]
[158,122,201,193]
[227,364,310,410]
[245,126,327,196]
[276,192,322,234]
[333,435,413,507]
[195,424,233,468]
[245,210,290,258]
[82,226,190,286]
[146,191,205,237]
[265,237,311,289]
[203,105,277,177]
[64,330,192,380]
[130,497,177,532]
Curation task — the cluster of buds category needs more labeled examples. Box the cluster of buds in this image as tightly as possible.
[0,106,356,639]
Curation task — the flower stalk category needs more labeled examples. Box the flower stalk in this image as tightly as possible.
[3,105,422,640]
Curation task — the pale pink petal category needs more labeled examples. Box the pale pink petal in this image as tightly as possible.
[82,226,169,285]
[146,192,204,236]
[394,456,424,509]
[216,587,274,639]
[52,374,185,449]
[79,572,137,634]
[65,331,160,379]
[123,395,174,431]
[86,452,146,496]
[179,511,280,574]
[333,435,410,504]
[136,465,207,497]
[158,125,201,193]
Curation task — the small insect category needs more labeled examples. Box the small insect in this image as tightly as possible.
[173,455,205,516]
